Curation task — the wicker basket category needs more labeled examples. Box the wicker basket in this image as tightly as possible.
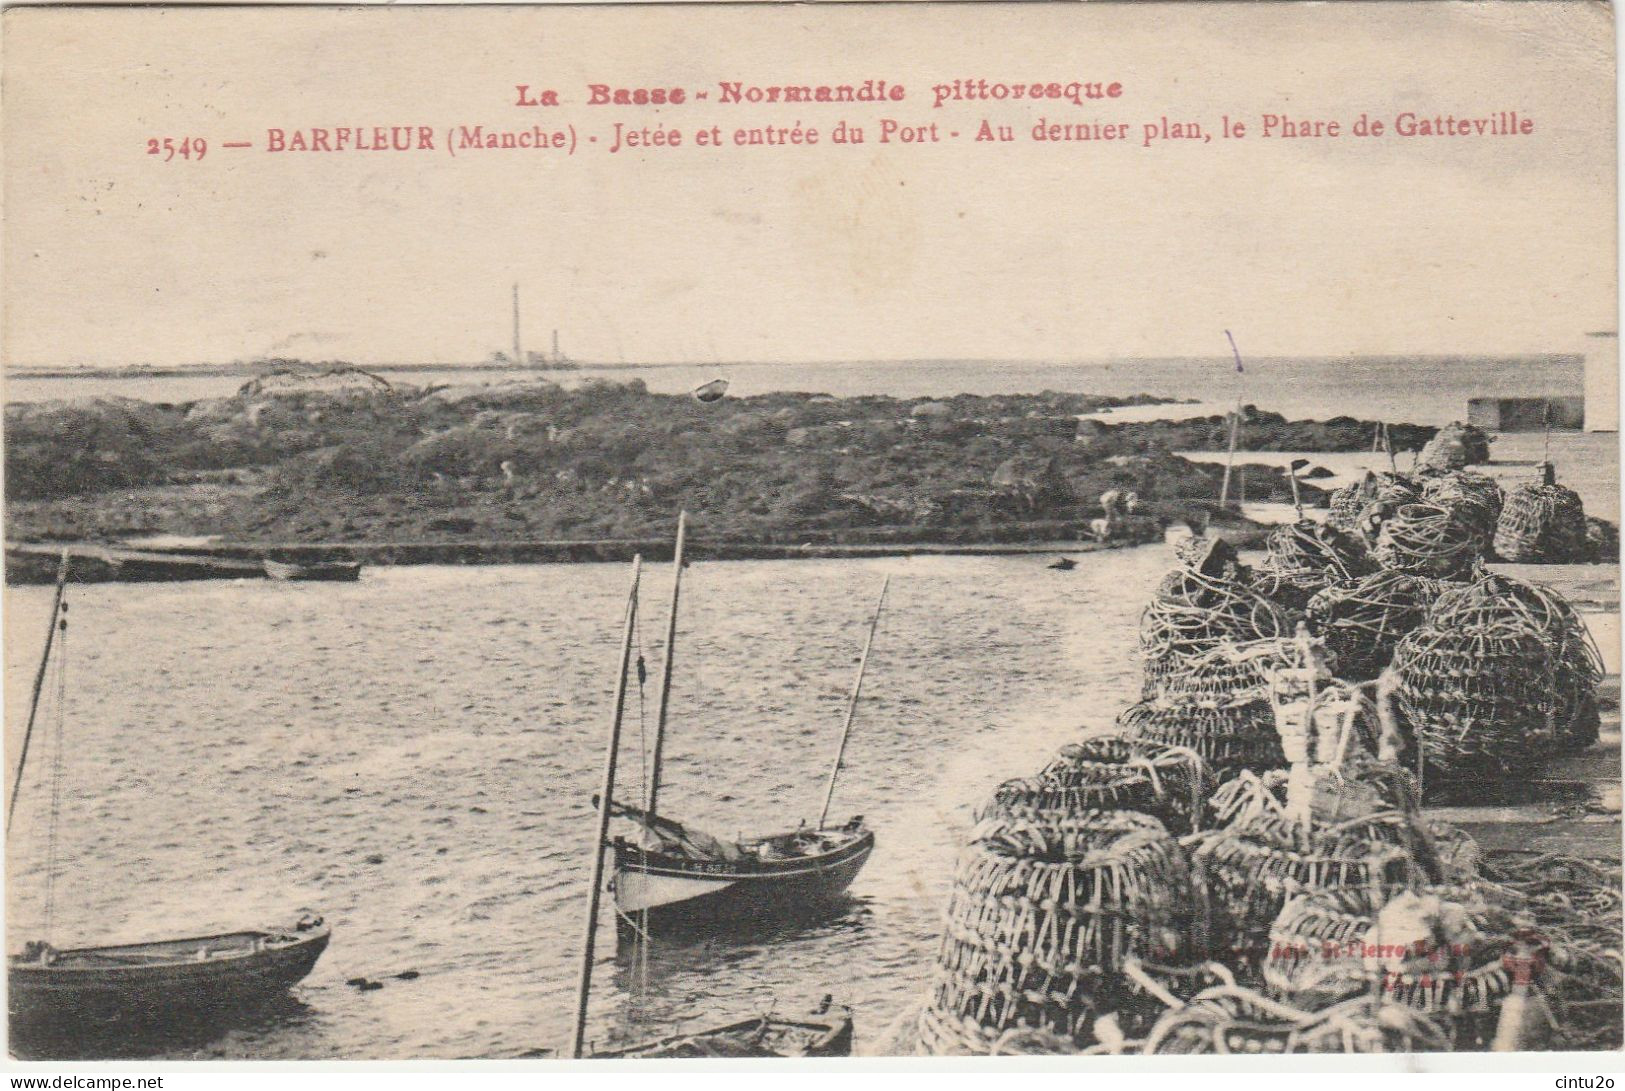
[1494,481,1588,563]
[1419,470,1503,550]
[1429,573,1604,753]
[1304,570,1436,682]
[1373,503,1483,580]
[983,735,1211,835]
[1119,698,1286,775]
[1390,618,1559,784]
[916,812,1193,1054]
[1188,811,1432,967]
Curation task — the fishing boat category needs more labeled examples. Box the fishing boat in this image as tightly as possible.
[605,513,882,935]
[566,524,874,1057]
[6,554,331,1036]
[592,1002,854,1058]
[606,803,874,934]
[263,558,363,582]
[9,918,330,1031]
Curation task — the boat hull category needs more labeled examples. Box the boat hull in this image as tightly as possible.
[263,559,363,582]
[8,926,330,1032]
[593,1009,854,1057]
[612,828,874,935]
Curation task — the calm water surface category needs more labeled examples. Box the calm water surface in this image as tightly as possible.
[4,549,1170,1058]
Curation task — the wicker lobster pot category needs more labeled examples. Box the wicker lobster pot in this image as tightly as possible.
[1119,698,1286,776]
[1143,988,1451,1054]
[1429,573,1604,753]
[1188,812,1431,969]
[1263,886,1522,1024]
[983,735,1212,836]
[917,812,1193,1055]
[1140,637,1296,706]
[1329,472,1418,538]
[1254,521,1374,615]
[1389,618,1559,785]
[1140,561,1294,694]
[1494,481,1588,563]
[1419,470,1503,551]
[1372,503,1483,580]
[1351,476,1425,547]
[1304,570,1437,682]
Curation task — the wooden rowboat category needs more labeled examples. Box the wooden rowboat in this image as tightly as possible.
[592,1004,854,1058]
[263,558,363,582]
[8,916,331,1030]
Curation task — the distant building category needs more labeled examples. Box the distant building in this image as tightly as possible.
[1585,331,1618,432]
[1466,396,1584,432]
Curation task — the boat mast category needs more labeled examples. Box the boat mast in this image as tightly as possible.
[570,554,643,1059]
[1219,330,1244,510]
[817,576,889,829]
[644,511,687,825]
[7,552,70,836]
[512,283,523,364]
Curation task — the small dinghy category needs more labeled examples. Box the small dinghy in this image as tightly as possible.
[7,555,332,1039]
[264,558,363,582]
[692,378,729,403]
[593,1003,854,1058]
[9,917,330,1030]
[1048,557,1077,571]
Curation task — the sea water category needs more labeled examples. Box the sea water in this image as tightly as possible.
[4,548,1168,1058]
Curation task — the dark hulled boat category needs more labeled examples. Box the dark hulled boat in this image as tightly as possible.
[9,918,331,1031]
[8,554,332,1044]
[567,516,883,1056]
[601,514,885,939]
[608,804,873,933]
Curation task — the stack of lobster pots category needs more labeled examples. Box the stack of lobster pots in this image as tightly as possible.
[914,735,1208,1054]
[910,524,1615,1054]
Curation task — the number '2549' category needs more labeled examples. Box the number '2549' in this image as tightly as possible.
[146,137,207,161]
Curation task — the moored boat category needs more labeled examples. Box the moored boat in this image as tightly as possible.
[263,558,363,582]
[9,917,331,1030]
[7,554,333,1044]
[605,513,886,938]
[608,804,874,933]
[592,1003,854,1058]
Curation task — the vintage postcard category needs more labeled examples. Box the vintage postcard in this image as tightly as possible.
[1,0,1619,1068]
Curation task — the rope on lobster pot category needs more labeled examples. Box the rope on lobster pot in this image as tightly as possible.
[1372,503,1484,580]
[1304,570,1435,682]
[1419,470,1503,549]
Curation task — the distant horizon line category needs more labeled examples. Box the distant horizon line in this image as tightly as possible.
[3,351,1588,378]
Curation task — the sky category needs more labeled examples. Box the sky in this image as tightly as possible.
[1,1,1616,368]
